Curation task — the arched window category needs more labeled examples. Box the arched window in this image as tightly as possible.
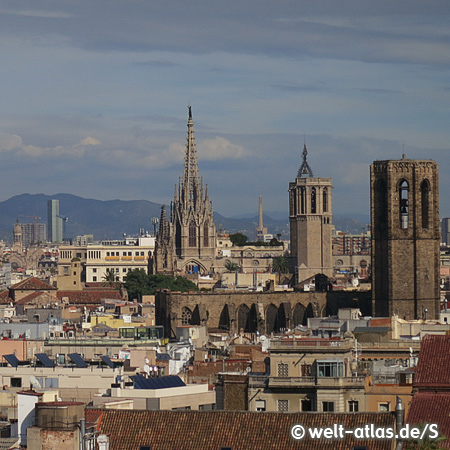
[311,187,316,214]
[399,180,409,229]
[300,187,306,214]
[323,188,328,212]
[181,307,192,325]
[189,221,196,247]
[421,179,430,229]
[203,222,209,247]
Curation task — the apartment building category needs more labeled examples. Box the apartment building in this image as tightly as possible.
[58,233,155,288]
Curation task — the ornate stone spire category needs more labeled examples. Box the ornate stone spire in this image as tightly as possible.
[181,106,200,207]
[297,144,314,178]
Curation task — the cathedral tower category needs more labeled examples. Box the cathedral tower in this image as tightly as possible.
[155,107,216,275]
[289,144,333,283]
[371,156,440,319]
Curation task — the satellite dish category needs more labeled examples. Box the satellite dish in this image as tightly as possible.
[143,364,150,375]
[245,366,252,373]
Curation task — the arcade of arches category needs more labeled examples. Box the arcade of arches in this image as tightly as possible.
[156,290,371,338]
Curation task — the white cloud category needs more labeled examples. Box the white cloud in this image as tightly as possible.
[200,137,247,160]
[77,136,101,146]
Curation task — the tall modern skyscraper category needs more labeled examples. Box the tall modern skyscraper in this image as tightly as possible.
[155,107,216,275]
[47,199,63,243]
[289,144,333,283]
[371,156,440,319]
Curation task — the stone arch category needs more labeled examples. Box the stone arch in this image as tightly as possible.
[219,304,232,331]
[182,259,206,275]
[293,303,307,327]
[181,307,192,325]
[265,304,278,334]
[237,304,250,333]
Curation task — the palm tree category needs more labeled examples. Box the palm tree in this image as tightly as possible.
[102,268,118,288]
[272,255,289,283]
[225,260,240,272]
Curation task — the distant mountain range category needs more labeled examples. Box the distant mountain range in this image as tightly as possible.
[0,193,369,244]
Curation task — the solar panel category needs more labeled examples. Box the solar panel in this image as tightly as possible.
[131,374,186,390]
[68,353,88,368]
[101,355,115,368]
[36,353,55,368]
[3,354,19,368]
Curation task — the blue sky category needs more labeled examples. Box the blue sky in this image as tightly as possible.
[1,1,450,218]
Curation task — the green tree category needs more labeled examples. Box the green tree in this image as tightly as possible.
[102,268,119,288]
[272,255,289,281]
[230,232,248,246]
[225,260,240,272]
[124,269,198,301]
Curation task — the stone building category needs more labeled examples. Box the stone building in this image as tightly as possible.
[371,156,440,319]
[289,144,333,283]
[155,107,216,276]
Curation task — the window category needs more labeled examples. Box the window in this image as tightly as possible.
[123,268,127,272]
[300,187,306,214]
[301,398,312,411]
[189,222,196,247]
[11,377,22,387]
[379,402,390,412]
[278,399,289,412]
[348,400,359,412]
[421,179,430,229]
[301,364,312,376]
[255,400,266,412]
[93,268,97,273]
[317,361,344,377]
[311,188,317,213]
[93,276,97,282]
[181,307,192,325]
[322,401,334,412]
[399,180,409,229]
[277,363,289,377]
[323,187,328,212]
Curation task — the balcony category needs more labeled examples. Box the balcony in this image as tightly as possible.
[269,339,354,352]
[267,376,365,389]
[105,256,120,261]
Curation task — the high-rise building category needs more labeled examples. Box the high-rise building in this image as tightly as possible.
[155,107,216,275]
[19,222,47,247]
[288,144,333,283]
[441,218,450,245]
[371,156,440,319]
[47,200,63,243]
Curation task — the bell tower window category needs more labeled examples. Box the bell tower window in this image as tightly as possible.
[399,180,409,229]
[311,188,316,214]
[421,179,430,229]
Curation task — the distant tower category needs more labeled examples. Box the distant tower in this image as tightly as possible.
[155,107,216,275]
[289,144,333,283]
[255,196,268,241]
[47,200,63,243]
[371,156,440,319]
[12,222,23,253]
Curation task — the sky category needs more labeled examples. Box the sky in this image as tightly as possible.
[1,1,450,219]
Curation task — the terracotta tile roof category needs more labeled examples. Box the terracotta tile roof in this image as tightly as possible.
[93,409,396,450]
[14,291,45,305]
[10,277,56,291]
[57,290,124,305]
[85,408,103,428]
[414,335,450,388]
[0,291,11,305]
[407,392,450,448]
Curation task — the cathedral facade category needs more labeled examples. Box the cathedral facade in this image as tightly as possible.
[155,107,217,276]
